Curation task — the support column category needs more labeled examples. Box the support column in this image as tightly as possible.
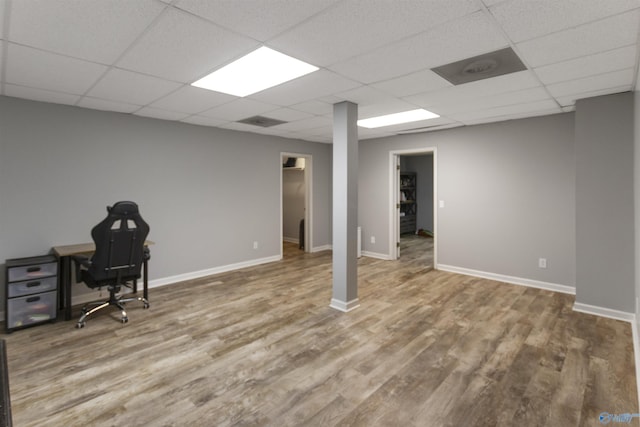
[330,101,359,312]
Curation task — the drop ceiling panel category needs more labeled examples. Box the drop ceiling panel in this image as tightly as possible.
[554,86,632,107]
[8,0,166,64]
[334,85,402,106]
[180,115,227,128]
[78,96,140,113]
[270,0,480,67]
[534,45,637,85]
[4,83,80,106]
[201,98,279,121]
[289,100,334,116]
[249,69,361,106]
[275,115,332,132]
[405,70,540,108]
[450,99,560,123]
[430,86,552,115]
[87,68,182,105]
[134,106,190,121]
[175,0,340,42]
[263,107,314,122]
[489,0,640,43]
[546,68,634,98]
[150,85,236,114]
[516,11,640,68]
[117,8,259,82]
[358,98,421,120]
[328,12,509,84]
[371,69,452,98]
[5,44,108,95]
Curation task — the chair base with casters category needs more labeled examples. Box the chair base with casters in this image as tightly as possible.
[76,282,150,329]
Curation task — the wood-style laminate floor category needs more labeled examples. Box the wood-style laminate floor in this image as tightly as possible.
[3,235,638,426]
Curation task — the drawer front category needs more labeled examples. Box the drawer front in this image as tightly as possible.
[8,276,57,298]
[7,262,58,283]
[7,291,57,329]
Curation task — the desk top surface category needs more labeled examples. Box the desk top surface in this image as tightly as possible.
[52,240,154,257]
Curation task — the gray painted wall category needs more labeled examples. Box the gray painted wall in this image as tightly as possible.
[359,113,576,287]
[282,167,305,242]
[575,92,635,313]
[402,155,434,233]
[636,91,640,327]
[0,96,332,302]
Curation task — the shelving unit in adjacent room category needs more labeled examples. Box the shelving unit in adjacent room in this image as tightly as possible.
[400,171,417,235]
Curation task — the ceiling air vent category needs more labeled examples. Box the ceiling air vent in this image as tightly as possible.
[237,115,287,127]
[431,47,526,85]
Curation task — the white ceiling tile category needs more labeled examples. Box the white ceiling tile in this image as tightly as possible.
[533,45,637,85]
[4,83,80,105]
[450,99,560,122]
[430,87,552,115]
[334,85,400,106]
[263,107,314,122]
[367,116,458,134]
[371,69,452,98]
[218,121,271,133]
[276,115,332,132]
[150,85,236,114]
[5,44,108,95]
[117,8,259,82]
[405,70,540,108]
[328,12,509,84]
[134,107,190,121]
[461,107,564,126]
[249,69,361,106]
[8,0,166,64]
[546,68,635,98]
[87,68,182,105]
[175,0,339,42]
[77,96,140,113]
[289,100,334,116]
[270,0,480,66]
[489,0,640,43]
[554,85,632,107]
[180,115,228,127]
[200,98,278,121]
[516,11,640,68]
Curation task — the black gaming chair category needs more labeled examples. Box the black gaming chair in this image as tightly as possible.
[72,201,150,328]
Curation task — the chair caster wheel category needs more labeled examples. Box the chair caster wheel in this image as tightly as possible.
[121,317,128,324]
[76,322,85,329]
[143,302,150,309]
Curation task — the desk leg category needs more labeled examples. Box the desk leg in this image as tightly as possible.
[143,258,149,302]
[60,256,72,321]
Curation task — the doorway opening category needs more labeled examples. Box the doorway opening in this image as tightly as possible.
[389,148,436,267]
[281,153,312,258]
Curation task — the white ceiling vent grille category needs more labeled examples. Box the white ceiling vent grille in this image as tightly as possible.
[237,115,287,127]
[431,47,527,85]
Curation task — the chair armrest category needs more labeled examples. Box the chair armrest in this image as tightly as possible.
[70,255,91,283]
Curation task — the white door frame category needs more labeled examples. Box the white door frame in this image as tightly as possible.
[388,147,437,266]
[280,152,313,257]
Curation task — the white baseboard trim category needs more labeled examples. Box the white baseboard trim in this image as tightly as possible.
[633,319,640,414]
[329,298,360,312]
[361,250,392,260]
[283,237,299,244]
[147,255,281,289]
[437,264,576,295]
[572,302,635,323]
[311,244,331,253]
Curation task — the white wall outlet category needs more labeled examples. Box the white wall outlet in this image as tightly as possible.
[371,236,375,244]
[538,258,547,269]
[253,241,258,250]
[439,200,445,208]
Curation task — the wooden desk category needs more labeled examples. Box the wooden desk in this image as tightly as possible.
[52,241,153,321]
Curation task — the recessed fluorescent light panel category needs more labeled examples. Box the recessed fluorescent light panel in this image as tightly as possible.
[357,109,440,129]
[192,46,318,97]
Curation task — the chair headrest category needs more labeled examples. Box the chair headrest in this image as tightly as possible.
[107,201,139,216]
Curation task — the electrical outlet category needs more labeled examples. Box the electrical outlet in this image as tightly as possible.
[538,258,547,269]
[253,241,258,250]
[371,236,375,244]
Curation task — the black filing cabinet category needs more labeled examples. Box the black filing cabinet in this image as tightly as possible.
[5,255,58,333]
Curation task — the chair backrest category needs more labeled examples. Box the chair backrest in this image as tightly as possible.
[87,201,150,284]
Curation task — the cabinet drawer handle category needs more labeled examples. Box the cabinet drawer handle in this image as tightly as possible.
[26,266,41,273]
[26,281,41,288]
[26,296,41,303]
